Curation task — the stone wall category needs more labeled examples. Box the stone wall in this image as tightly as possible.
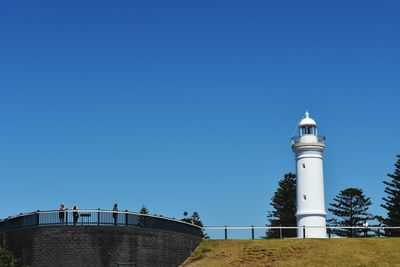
[2,226,201,267]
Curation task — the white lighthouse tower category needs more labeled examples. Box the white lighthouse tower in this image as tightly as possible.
[291,111,327,238]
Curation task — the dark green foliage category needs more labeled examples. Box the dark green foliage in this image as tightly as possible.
[380,155,400,236]
[183,211,189,218]
[0,248,16,267]
[181,211,209,238]
[138,205,151,227]
[266,173,297,238]
[181,211,191,223]
[139,205,149,215]
[328,187,373,237]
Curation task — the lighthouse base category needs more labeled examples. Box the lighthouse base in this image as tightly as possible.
[296,213,326,238]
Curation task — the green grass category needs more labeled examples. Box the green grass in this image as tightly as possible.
[182,238,400,266]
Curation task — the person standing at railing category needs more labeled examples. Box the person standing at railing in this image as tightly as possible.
[113,203,119,225]
[59,203,65,224]
[72,205,79,225]
[363,220,369,237]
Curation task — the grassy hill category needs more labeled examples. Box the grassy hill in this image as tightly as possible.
[182,238,400,266]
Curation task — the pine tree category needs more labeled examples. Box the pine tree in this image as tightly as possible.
[380,155,400,236]
[138,205,151,227]
[328,188,373,237]
[139,205,149,215]
[190,212,203,227]
[181,211,209,238]
[266,172,297,238]
[181,211,191,223]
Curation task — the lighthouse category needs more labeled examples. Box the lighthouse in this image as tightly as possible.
[291,111,327,238]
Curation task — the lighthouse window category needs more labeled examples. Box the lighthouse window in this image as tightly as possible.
[303,195,307,200]
[302,163,306,169]
[311,126,316,135]
[301,126,316,135]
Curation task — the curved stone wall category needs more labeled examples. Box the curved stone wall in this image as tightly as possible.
[2,226,201,267]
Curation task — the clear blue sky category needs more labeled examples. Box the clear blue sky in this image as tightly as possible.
[1,1,399,237]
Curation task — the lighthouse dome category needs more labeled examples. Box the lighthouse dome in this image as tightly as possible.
[299,111,316,126]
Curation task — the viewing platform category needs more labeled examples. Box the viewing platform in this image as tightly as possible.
[0,209,202,237]
[0,209,202,266]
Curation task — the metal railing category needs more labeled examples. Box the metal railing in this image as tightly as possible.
[291,135,326,145]
[204,225,400,239]
[0,209,202,237]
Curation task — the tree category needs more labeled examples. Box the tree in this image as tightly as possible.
[328,187,373,237]
[190,212,203,227]
[181,211,209,238]
[138,205,152,227]
[183,211,188,218]
[0,248,17,267]
[139,205,149,215]
[181,211,191,223]
[380,155,400,236]
[266,172,297,238]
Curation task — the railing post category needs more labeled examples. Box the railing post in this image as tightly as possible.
[224,225,227,240]
[97,208,100,226]
[65,210,68,225]
[125,210,128,226]
[36,210,40,226]
[251,225,254,240]
[328,227,331,238]
[303,225,306,239]
[377,227,381,238]
[279,227,282,239]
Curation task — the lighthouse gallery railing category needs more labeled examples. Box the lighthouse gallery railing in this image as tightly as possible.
[291,135,325,145]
